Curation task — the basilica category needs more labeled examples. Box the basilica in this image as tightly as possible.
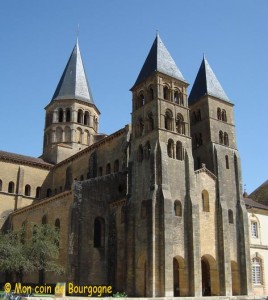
[1,34,265,297]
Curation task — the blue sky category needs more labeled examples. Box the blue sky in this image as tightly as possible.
[0,0,267,193]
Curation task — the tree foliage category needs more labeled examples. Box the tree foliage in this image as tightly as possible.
[0,224,64,279]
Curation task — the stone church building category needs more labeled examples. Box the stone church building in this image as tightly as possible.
[0,34,253,297]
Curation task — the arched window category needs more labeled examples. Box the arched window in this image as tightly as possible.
[163,86,169,100]
[167,139,174,158]
[225,155,229,169]
[251,221,258,238]
[149,87,154,100]
[106,163,111,175]
[138,145,143,162]
[147,112,154,131]
[224,132,229,146]
[141,201,147,218]
[58,108,63,122]
[77,109,83,123]
[137,93,144,108]
[137,118,144,137]
[217,108,222,120]
[98,167,103,177]
[46,188,52,197]
[94,217,105,248]
[65,166,72,190]
[56,127,63,142]
[145,141,151,159]
[202,190,209,212]
[77,128,82,144]
[64,126,71,142]
[0,179,2,191]
[8,181,15,193]
[228,209,234,224]
[84,111,89,125]
[25,184,31,196]
[222,109,227,122]
[252,257,262,284]
[42,215,47,225]
[164,110,173,130]
[114,160,119,173]
[176,114,185,134]
[219,131,223,144]
[174,90,183,105]
[66,108,71,122]
[176,141,183,160]
[174,200,182,217]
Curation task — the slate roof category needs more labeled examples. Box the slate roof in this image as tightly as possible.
[0,150,53,169]
[51,39,94,104]
[249,180,268,206]
[188,56,230,104]
[244,197,268,210]
[132,34,185,89]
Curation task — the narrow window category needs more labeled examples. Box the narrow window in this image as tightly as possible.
[163,86,169,100]
[251,222,258,238]
[225,155,229,169]
[0,179,2,191]
[174,200,182,217]
[84,111,89,125]
[138,93,144,108]
[222,109,227,122]
[148,112,154,131]
[25,184,31,196]
[106,163,111,175]
[94,218,105,248]
[114,160,119,173]
[176,114,185,134]
[252,257,262,284]
[98,167,103,177]
[164,110,173,130]
[8,181,15,193]
[58,108,63,122]
[217,108,222,120]
[228,209,234,224]
[224,132,229,146]
[167,139,174,158]
[219,131,223,144]
[202,190,209,212]
[174,91,179,103]
[46,188,52,197]
[66,108,71,122]
[149,87,154,100]
[176,141,183,160]
[138,145,143,162]
[77,109,83,123]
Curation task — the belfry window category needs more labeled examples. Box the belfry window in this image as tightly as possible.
[222,109,227,122]
[77,109,83,123]
[224,132,229,146]
[163,86,170,100]
[217,108,222,120]
[164,110,173,130]
[219,131,223,144]
[176,114,185,135]
[84,111,90,125]
[137,93,144,108]
[176,141,184,160]
[225,155,229,169]
[35,187,41,199]
[174,200,182,217]
[66,108,71,122]
[149,87,154,100]
[58,108,64,122]
[167,139,174,158]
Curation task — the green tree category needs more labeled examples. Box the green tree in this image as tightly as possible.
[0,224,64,282]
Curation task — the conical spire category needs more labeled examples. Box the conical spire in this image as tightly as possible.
[51,40,94,104]
[188,56,230,104]
[132,34,185,88]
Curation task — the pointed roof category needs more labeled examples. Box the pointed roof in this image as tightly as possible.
[51,40,94,104]
[188,56,230,104]
[132,34,185,88]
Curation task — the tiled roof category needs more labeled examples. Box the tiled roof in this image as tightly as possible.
[132,34,185,88]
[188,56,230,104]
[51,39,94,104]
[244,197,268,210]
[249,180,268,206]
[0,150,53,169]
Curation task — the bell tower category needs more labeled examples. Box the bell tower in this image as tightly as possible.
[42,40,100,164]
